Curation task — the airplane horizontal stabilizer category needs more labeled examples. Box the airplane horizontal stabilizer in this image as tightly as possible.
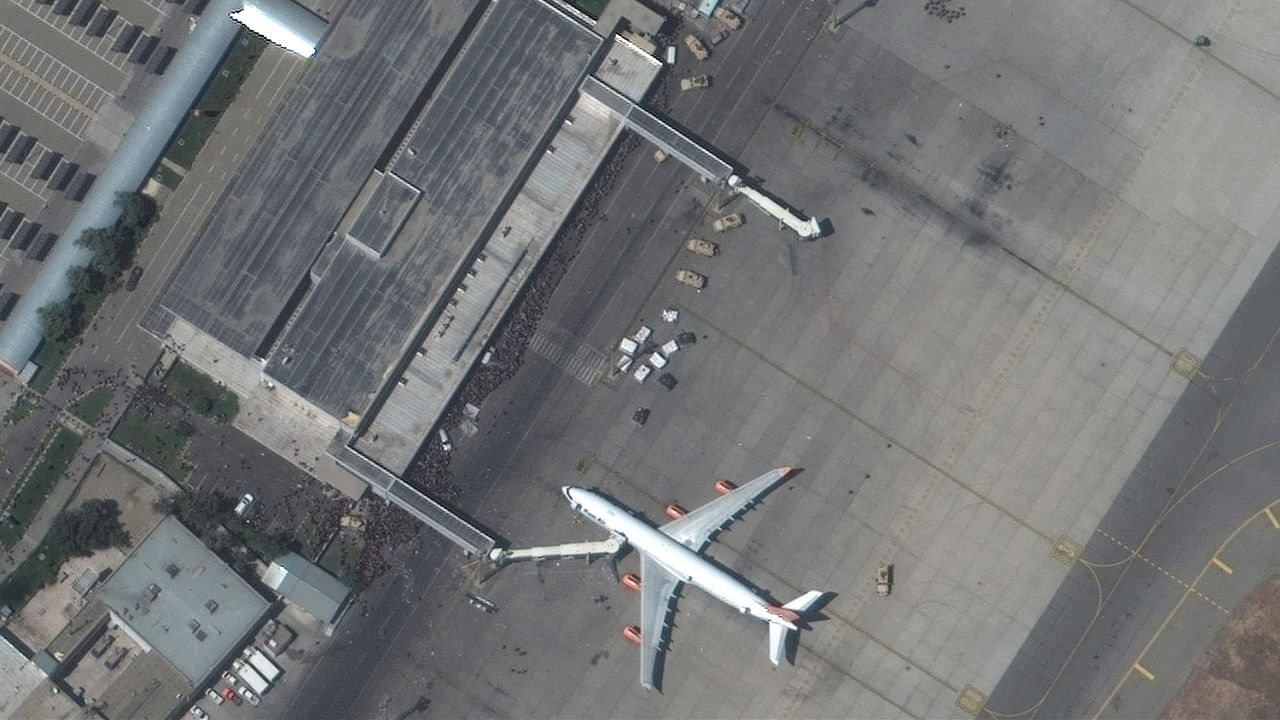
[768,590,825,666]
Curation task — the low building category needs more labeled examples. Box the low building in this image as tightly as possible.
[46,516,271,719]
[262,553,350,626]
[0,631,79,720]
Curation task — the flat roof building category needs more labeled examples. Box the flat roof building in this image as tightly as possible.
[263,553,351,625]
[97,516,270,686]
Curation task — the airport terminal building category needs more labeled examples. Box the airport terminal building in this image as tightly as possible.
[141,0,661,541]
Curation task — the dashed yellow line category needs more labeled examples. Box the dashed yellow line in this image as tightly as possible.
[1210,556,1233,575]
[1095,529,1229,614]
[1264,506,1279,529]
[1132,662,1155,682]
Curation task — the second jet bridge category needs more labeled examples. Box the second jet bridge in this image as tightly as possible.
[581,76,734,183]
[581,75,824,240]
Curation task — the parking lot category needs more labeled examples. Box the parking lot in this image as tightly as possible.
[0,25,108,139]
[190,609,326,720]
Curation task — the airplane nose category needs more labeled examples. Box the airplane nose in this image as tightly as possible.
[561,486,574,501]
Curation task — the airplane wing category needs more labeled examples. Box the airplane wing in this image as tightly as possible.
[639,553,682,691]
[658,466,791,553]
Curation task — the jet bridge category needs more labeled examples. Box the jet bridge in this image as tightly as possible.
[488,537,623,566]
[580,76,824,239]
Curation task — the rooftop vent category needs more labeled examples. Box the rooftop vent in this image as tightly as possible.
[205,599,219,614]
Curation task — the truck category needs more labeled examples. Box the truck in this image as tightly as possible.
[684,237,718,256]
[232,659,270,696]
[712,213,744,232]
[675,269,707,289]
[680,75,710,91]
[683,34,709,61]
[245,646,281,683]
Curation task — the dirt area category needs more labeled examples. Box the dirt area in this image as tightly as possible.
[7,455,163,649]
[69,453,168,548]
[1161,576,1280,719]
[7,549,124,649]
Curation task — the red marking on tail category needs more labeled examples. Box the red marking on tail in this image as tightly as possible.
[766,604,800,623]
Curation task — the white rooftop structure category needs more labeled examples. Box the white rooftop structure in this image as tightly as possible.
[231,0,328,58]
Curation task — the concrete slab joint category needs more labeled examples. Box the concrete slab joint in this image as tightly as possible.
[1051,535,1082,566]
[956,686,987,717]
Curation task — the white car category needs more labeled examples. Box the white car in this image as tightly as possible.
[190,706,208,720]
[205,688,224,706]
[233,493,255,517]
[238,686,260,707]
[437,428,453,453]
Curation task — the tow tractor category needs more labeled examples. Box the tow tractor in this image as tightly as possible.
[875,563,892,596]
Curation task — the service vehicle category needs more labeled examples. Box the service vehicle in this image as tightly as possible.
[685,237,718,256]
[632,325,653,344]
[661,340,680,356]
[683,34,709,61]
[712,213,744,232]
[665,45,676,65]
[659,373,678,391]
[632,407,650,426]
[680,74,710,91]
[246,647,281,683]
[677,331,698,347]
[616,355,633,373]
[648,352,667,370]
[618,337,639,356]
[675,269,707,289]
[633,365,652,383]
[234,662,270,697]
[714,7,743,28]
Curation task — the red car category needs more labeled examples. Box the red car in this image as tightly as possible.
[221,687,242,706]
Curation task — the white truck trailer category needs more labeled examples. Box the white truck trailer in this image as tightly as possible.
[245,646,281,683]
[233,660,270,696]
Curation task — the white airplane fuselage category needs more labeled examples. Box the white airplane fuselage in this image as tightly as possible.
[563,486,795,630]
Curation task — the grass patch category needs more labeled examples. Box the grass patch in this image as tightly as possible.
[110,404,192,480]
[28,285,108,393]
[151,162,183,190]
[163,361,239,423]
[3,392,39,427]
[0,499,128,613]
[319,527,365,589]
[0,427,82,548]
[569,0,610,18]
[165,32,268,170]
[69,386,114,425]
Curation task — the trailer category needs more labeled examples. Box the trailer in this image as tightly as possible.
[245,647,281,683]
[233,659,270,696]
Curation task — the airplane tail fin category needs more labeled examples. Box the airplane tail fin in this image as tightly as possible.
[767,591,825,666]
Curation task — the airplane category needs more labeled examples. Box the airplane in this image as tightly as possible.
[561,466,825,691]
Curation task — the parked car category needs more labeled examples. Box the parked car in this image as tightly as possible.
[632,407,650,426]
[221,687,242,706]
[680,74,710,91]
[126,265,144,291]
[233,493,255,517]
[204,688,224,706]
[677,332,698,347]
[189,706,208,720]
[658,373,678,391]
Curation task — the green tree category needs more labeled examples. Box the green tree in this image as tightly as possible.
[156,490,231,538]
[115,192,156,232]
[66,265,103,296]
[48,499,130,556]
[38,300,80,341]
